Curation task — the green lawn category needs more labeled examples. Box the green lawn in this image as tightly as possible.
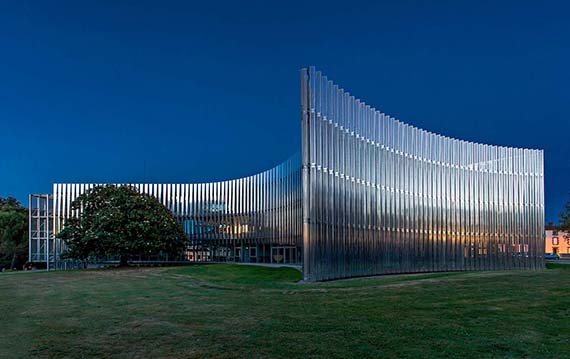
[1,264,569,358]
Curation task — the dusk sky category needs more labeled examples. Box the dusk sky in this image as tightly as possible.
[1,0,568,222]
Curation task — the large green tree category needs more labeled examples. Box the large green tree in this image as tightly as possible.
[59,185,187,266]
[0,197,28,269]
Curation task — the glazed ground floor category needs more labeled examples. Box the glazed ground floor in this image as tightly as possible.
[187,244,301,265]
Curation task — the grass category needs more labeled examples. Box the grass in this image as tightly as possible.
[1,264,569,358]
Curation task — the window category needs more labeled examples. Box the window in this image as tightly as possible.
[553,237,559,245]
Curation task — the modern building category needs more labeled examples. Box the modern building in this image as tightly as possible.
[29,67,545,281]
[545,230,570,256]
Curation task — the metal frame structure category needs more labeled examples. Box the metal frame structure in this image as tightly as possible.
[29,67,545,281]
[29,194,54,270]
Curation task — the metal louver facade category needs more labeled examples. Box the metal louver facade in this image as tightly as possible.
[29,67,545,281]
[301,67,544,281]
[47,154,303,267]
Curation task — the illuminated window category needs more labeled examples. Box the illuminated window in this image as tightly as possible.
[553,237,559,245]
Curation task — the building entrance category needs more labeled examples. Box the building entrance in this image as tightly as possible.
[271,246,297,264]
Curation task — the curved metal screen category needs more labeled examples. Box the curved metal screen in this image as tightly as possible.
[301,67,544,281]
[35,66,544,280]
[52,153,303,265]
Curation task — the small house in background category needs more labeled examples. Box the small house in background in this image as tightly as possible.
[545,230,570,257]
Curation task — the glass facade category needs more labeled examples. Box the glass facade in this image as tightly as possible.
[30,67,544,280]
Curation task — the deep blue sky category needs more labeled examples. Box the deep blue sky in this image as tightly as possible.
[1,1,568,223]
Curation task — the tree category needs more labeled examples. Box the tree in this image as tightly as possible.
[560,199,570,232]
[0,197,22,208]
[0,198,28,269]
[545,221,558,230]
[58,185,187,266]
